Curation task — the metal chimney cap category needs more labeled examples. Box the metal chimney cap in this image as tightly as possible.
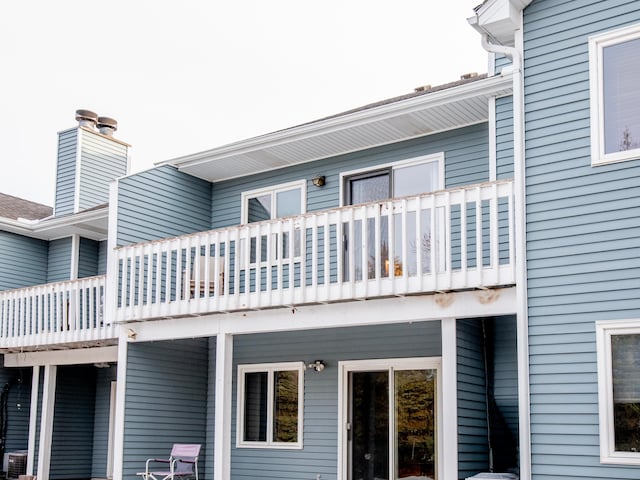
[75,109,99,128]
[97,116,118,136]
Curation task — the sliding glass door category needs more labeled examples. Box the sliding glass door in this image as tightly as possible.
[342,359,440,480]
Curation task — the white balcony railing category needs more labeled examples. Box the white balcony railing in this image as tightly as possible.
[113,180,515,322]
[0,275,112,350]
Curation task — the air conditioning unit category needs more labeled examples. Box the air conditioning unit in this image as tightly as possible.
[7,452,27,480]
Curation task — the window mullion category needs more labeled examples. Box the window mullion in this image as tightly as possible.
[267,368,275,445]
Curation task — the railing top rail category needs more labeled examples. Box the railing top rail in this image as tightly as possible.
[0,274,106,295]
[114,179,515,251]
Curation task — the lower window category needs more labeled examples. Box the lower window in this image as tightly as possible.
[596,320,640,464]
[236,362,304,448]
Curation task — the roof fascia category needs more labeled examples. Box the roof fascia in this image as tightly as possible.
[0,206,108,240]
[160,72,513,170]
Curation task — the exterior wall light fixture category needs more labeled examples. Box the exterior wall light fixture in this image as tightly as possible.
[311,175,326,187]
[307,360,326,372]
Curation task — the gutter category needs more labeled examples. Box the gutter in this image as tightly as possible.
[158,74,513,169]
[0,206,109,240]
[470,14,532,480]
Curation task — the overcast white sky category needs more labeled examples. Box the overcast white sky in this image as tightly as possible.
[0,1,487,206]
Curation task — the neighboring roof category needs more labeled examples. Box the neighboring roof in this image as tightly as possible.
[162,71,513,183]
[0,193,53,221]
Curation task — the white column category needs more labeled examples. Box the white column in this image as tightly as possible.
[214,333,233,480]
[26,366,40,475]
[37,365,57,480]
[112,329,129,480]
[441,317,458,480]
[70,234,80,281]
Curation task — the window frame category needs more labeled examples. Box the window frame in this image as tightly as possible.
[339,153,445,207]
[589,23,640,166]
[596,319,640,464]
[240,180,307,224]
[236,361,305,449]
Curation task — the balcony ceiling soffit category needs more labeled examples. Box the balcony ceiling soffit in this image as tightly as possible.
[171,73,513,183]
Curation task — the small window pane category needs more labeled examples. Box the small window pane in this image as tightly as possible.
[276,188,302,218]
[244,372,268,442]
[603,38,640,154]
[349,172,390,205]
[612,334,640,452]
[394,161,439,197]
[273,370,299,443]
[248,194,272,223]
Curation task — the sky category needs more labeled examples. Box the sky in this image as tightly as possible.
[0,1,488,206]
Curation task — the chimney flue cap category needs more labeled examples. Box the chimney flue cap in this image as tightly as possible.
[97,116,118,136]
[75,109,99,129]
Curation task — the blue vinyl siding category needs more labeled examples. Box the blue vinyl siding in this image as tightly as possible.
[231,322,441,480]
[50,365,96,480]
[55,129,78,216]
[98,240,108,275]
[0,232,48,290]
[78,130,128,211]
[122,338,209,480]
[494,55,512,75]
[496,95,514,180]
[457,316,519,478]
[47,237,72,283]
[0,362,31,456]
[492,316,519,447]
[524,1,640,478]
[211,124,489,229]
[457,319,488,477]
[117,166,212,246]
[91,366,117,479]
[78,237,99,278]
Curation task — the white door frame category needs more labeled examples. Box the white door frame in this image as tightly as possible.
[337,357,443,480]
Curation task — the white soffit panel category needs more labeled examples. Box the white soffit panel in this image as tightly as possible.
[171,73,513,183]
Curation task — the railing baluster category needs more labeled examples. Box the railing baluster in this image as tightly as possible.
[460,189,468,287]
[475,186,484,287]
[490,182,499,283]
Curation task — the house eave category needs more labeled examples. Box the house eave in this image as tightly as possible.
[0,206,109,241]
[160,72,513,183]
[468,0,533,46]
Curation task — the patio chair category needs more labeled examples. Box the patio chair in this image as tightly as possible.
[138,444,201,480]
[189,256,225,298]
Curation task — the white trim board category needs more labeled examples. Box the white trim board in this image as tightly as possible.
[4,345,118,367]
[123,287,516,344]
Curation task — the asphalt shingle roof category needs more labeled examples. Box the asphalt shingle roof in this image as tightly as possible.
[0,193,53,221]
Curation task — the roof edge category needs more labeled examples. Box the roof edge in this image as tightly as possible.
[161,71,513,171]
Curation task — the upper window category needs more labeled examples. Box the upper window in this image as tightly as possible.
[236,362,304,449]
[341,154,443,206]
[589,24,640,165]
[596,320,640,464]
[241,180,306,224]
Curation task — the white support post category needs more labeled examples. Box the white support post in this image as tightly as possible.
[37,365,57,480]
[214,333,233,480]
[112,328,129,480]
[70,234,80,281]
[26,366,40,475]
[441,317,458,480]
